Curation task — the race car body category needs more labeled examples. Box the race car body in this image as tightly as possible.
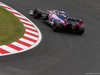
[29,9,85,35]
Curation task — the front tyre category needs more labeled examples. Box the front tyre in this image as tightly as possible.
[75,25,85,35]
[33,9,42,19]
[52,22,63,32]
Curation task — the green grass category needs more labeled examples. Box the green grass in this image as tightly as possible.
[0,6,25,45]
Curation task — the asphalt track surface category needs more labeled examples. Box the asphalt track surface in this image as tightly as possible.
[0,0,100,75]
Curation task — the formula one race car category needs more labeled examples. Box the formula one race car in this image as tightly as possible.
[29,9,85,35]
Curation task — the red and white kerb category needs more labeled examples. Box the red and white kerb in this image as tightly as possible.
[0,2,42,56]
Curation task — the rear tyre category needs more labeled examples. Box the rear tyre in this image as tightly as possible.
[75,25,85,35]
[52,22,63,32]
[33,9,42,19]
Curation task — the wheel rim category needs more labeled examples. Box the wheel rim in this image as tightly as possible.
[33,10,38,17]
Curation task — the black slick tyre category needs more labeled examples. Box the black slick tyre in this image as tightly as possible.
[75,25,85,35]
[52,22,63,32]
[33,9,42,19]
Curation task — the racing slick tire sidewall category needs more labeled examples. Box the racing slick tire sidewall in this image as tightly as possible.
[52,22,63,32]
[33,9,42,19]
[75,25,85,35]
